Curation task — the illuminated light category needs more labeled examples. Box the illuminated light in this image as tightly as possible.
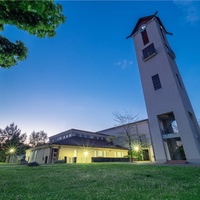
[9,148,15,154]
[134,146,140,152]
[84,151,89,156]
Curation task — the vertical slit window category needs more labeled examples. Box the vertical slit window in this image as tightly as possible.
[141,29,149,45]
[152,74,162,90]
[176,73,183,89]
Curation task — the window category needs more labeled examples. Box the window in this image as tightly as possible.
[152,74,162,90]
[176,73,183,89]
[98,151,103,157]
[142,43,156,61]
[165,44,176,60]
[74,150,77,157]
[141,29,149,45]
[75,134,80,137]
[117,152,122,157]
[139,135,147,146]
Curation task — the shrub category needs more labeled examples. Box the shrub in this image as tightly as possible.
[27,162,39,167]
[54,160,65,164]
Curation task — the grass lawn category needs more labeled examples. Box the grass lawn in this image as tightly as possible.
[0,163,200,200]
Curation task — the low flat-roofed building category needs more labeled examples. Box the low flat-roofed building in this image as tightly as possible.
[26,136,128,164]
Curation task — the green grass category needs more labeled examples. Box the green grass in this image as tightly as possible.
[1,163,200,200]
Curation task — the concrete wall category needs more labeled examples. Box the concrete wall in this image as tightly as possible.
[132,16,200,163]
[99,120,155,161]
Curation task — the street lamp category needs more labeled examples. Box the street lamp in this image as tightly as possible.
[133,144,140,161]
[134,146,140,152]
[8,147,16,163]
[9,148,15,154]
[84,151,88,157]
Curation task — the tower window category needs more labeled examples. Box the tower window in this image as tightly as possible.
[141,29,149,45]
[176,73,183,89]
[142,43,156,61]
[152,74,162,90]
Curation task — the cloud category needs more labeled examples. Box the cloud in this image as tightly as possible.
[173,0,200,25]
[114,59,133,69]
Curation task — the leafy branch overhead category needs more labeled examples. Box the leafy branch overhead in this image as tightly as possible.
[0,0,66,68]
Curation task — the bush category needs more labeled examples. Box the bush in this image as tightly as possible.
[27,162,39,167]
[54,160,65,164]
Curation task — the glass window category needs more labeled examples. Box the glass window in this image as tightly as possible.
[152,74,162,90]
[176,73,183,89]
[98,151,103,157]
[141,29,149,45]
[117,152,122,157]
[142,43,156,61]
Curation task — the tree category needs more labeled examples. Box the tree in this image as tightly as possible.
[0,0,66,68]
[113,112,149,161]
[0,123,28,162]
[29,131,48,147]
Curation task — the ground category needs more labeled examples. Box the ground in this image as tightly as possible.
[0,162,200,200]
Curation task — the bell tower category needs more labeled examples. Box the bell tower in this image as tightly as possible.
[127,12,200,163]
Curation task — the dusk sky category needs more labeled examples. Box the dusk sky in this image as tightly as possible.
[1,1,200,137]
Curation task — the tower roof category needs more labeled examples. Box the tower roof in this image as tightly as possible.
[126,12,171,39]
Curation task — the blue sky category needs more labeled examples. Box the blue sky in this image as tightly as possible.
[1,1,200,137]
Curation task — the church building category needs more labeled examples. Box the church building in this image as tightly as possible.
[26,13,200,165]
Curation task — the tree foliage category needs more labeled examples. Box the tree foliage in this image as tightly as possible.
[0,0,66,68]
[29,131,48,147]
[0,36,28,68]
[0,123,28,161]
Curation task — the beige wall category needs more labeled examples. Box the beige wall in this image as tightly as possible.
[58,145,128,163]
[26,147,51,164]
[26,145,128,164]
